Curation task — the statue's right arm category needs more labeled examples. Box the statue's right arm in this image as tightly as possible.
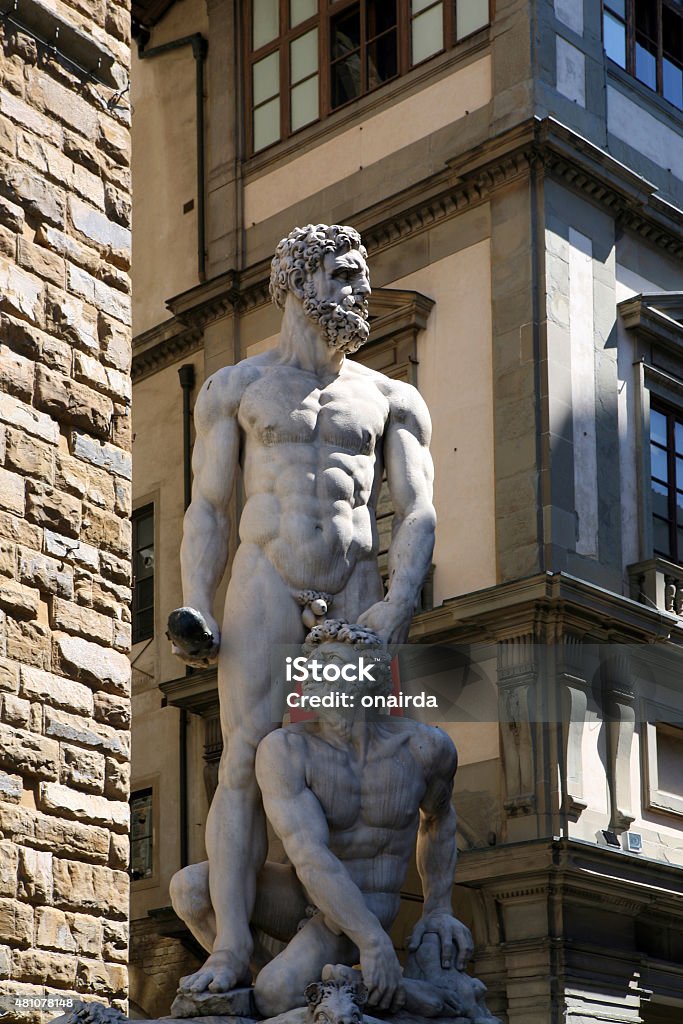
[178,368,242,656]
[255,730,404,1009]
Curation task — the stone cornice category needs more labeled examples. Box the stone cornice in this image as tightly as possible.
[134,117,683,376]
[407,571,681,645]
[619,292,683,357]
[132,316,203,383]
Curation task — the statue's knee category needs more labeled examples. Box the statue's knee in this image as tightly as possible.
[254,964,301,1017]
[169,863,209,923]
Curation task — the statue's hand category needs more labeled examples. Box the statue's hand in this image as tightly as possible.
[359,932,406,1012]
[356,599,412,645]
[167,607,221,668]
[408,912,474,970]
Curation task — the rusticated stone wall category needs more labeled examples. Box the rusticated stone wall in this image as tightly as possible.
[0,1,131,1019]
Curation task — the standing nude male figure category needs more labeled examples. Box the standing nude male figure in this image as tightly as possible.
[169,224,436,993]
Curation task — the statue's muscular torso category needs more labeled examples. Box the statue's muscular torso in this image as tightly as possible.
[283,719,447,930]
[231,353,395,593]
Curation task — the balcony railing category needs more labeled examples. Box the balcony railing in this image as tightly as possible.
[628,557,683,617]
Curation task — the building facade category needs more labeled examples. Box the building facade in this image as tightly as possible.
[129,1,683,1021]
[0,0,133,1020]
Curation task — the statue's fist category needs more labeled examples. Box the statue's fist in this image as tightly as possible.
[167,607,220,667]
[359,934,405,1012]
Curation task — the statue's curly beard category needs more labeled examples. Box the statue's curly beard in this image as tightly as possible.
[303,285,370,354]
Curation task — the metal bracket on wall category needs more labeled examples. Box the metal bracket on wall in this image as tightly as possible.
[0,0,121,89]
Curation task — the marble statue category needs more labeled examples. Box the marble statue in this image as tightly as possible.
[168,224,437,995]
[170,626,497,1023]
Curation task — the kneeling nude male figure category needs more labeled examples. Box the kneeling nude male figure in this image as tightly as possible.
[169,224,436,993]
[171,623,473,1017]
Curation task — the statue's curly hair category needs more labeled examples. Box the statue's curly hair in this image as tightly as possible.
[269,223,367,310]
[301,618,393,696]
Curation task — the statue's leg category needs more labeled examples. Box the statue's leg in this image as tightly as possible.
[179,546,304,994]
[170,861,214,953]
[253,915,358,1018]
[252,862,309,943]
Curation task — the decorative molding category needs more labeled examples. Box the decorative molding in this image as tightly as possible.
[134,118,683,373]
[619,292,683,359]
[559,635,589,822]
[497,635,536,818]
[601,651,636,832]
[132,318,203,382]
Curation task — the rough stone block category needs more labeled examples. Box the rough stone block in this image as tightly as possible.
[0,840,18,896]
[44,707,130,761]
[0,159,65,229]
[80,504,129,557]
[107,833,128,872]
[52,860,128,918]
[16,131,71,188]
[71,163,106,211]
[18,547,73,599]
[0,253,44,324]
[101,919,127,962]
[46,287,98,353]
[97,118,129,166]
[0,541,14,578]
[0,392,58,443]
[2,693,31,729]
[12,947,76,987]
[171,988,257,1019]
[76,958,126,997]
[35,366,113,438]
[103,758,128,802]
[26,481,81,538]
[0,579,39,620]
[72,351,131,405]
[67,263,130,326]
[17,846,53,903]
[60,745,105,794]
[111,619,130,653]
[35,224,100,277]
[38,783,128,832]
[32,813,109,864]
[43,530,98,573]
[0,195,24,233]
[0,512,40,552]
[69,432,131,480]
[82,468,116,511]
[17,237,65,288]
[36,907,103,957]
[35,72,98,138]
[0,91,61,146]
[20,666,93,716]
[55,452,89,500]
[0,897,33,946]
[93,692,129,730]
[70,197,130,252]
[99,551,130,585]
[0,771,22,803]
[0,658,19,694]
[6,429,55,482]
[0,345,34,400]
[0,721,58,780]
[5,617,51,670]
[0,466,24,515]
[50,598,113,646]
[56,633,130,694]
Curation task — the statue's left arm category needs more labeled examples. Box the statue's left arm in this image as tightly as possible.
[409,728,474,970]
[358,382,436,644]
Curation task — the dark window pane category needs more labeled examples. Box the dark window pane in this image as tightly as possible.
[604,0,625,17]
[677,527,683,560]
[367,0,397,36]
[604,12,626,67]
[654,515,672,556]
[136,511,153,549]
[677,420,683,454]
[677,456,683,489]
[651,444,669,483]
[651,408,668,446]
[635,0,656,38]
[130,789,153,880]
[136,608,154,639]
[136,576,154,610]
[132,504,154,642]
[332,8,361,57]
[677,500,683,526]
[332,55,361,105]
[367,31,398,88]
[664,57,683,108]
[652,483,670,518]
[636,38,657,89]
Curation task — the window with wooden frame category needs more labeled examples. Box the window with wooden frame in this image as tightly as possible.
[603,0,683,111]
[649,403,683,564]
[132,504,155,644]
[247,0,491,154]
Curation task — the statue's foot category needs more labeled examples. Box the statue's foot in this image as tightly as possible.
[179,949,251,993]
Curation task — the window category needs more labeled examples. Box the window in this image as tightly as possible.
[132,504,154,643]
[603,0,683,111]
[130,788,154,880]
[247,0,491,153]
[649,404,683,563]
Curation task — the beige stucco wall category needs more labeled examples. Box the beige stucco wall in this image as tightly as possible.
[390,241,496,603]
[131,0,209,336]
